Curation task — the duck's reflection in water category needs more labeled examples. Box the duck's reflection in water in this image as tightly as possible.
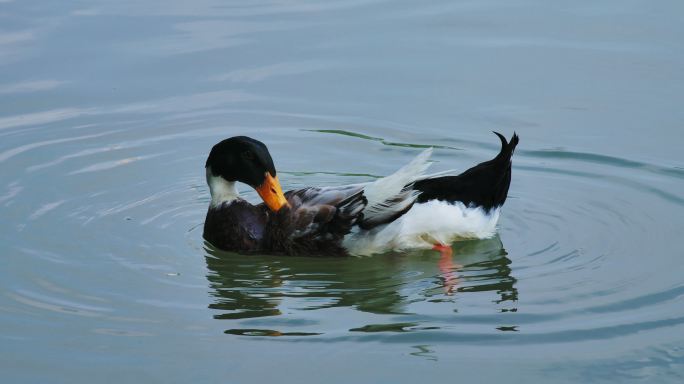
[204,235,517,335]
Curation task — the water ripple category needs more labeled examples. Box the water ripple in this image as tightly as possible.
[1,100,683,372]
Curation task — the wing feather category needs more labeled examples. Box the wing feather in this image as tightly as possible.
[263,187,366,256]
[358,147,433,229]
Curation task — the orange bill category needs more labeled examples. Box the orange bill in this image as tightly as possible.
[256,172,288,212]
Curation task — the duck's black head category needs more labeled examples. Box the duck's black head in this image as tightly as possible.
[205,136,287,211]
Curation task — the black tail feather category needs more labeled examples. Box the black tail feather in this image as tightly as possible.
[493,131,519,161]
[414,132,519,211]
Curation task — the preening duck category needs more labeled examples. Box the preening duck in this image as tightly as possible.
[203,132,519,256]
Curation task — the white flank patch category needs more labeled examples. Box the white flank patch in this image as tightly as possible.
[206,167,239,207]
[343,200,501,256]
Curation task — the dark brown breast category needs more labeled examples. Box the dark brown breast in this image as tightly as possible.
[203,189,366,257]
[203,200,268,252]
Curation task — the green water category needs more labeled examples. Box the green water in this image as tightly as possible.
[1,0,684,382]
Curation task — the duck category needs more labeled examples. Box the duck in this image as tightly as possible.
[203,132,519,256]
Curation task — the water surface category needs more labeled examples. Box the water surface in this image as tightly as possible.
[1,0,684,382]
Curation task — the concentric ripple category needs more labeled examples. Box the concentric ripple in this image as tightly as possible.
[3,102,682,351]
[190,123,683,345]
[1,97,683,382]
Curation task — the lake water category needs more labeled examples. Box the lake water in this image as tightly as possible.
[2,0,684,382]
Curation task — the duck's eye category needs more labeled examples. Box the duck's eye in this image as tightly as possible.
[242,151,255,161]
